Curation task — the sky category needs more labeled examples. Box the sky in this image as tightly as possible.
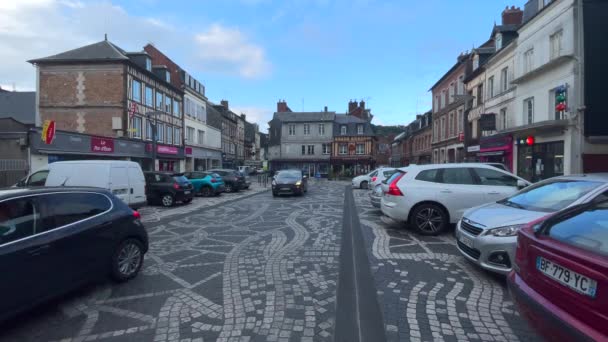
[0,0,527,131]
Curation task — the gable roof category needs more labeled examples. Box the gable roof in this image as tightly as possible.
[334,114,374,136]
[28,40,130,64]
[272,112,336,123]
[0,91,36,124]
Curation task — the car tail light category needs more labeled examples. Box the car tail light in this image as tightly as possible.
[371,176,377,182]
[173,183,180,189]
[133,210,141,220]
[387,173,406,196]
[211,178,217,183]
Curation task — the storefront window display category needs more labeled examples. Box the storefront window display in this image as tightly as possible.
[517,141,564,182]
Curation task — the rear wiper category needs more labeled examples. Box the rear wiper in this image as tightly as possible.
[498,199,525,209]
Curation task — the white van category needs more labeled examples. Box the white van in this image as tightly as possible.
[19,160,147,208]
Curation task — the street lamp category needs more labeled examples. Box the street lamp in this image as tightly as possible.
[146,111,163,171]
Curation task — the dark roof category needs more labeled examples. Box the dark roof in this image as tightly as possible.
[28,40,130,64]
[429,54,469,91]
[0,91,36,124]
[272,112,336,123]
[334,114,374,136]
[492,24,519,34]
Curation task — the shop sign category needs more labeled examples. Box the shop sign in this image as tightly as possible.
[467,145,480,152]
[185,147,193,155]
[458,132,464,142]
[480,134,512,149]
[41,120,56,145]
[157,145,178,154]
[479,113,496,131]
[91,137,114,153]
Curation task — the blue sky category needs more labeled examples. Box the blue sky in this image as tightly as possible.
[0,0,526,130]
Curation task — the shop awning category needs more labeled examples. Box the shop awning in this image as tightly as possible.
[500,119,570,137]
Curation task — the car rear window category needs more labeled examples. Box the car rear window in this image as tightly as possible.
[385,171,404,184]
[507,180,602,212]
[173,175,189,183]
[547,201,608,256]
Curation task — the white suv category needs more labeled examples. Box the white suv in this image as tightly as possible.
[380,163,529,235]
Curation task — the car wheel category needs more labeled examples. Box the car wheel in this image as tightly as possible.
[360,181,368,190]
[161,194,174,207]
[225,184,234,193]
[200,186,212,197]
[410,203,448,236]
[111,239,144,282]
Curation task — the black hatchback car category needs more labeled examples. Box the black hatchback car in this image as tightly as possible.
[207,169,245,193]
[0,187,148,321]
[272,169,308,196]
[144,172,194,207]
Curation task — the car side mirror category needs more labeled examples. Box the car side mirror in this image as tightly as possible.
[16,179,26,187]
[517,180,528,189]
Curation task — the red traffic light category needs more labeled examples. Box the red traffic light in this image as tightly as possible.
[526,136,535,146]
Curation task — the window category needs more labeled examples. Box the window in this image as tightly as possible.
[524,97,534,124]
[40,193,111,230]
[357,124,364,135]
[156,92,163,110]
[501,67,509,92]
[307,145,315,155]
[0,197,37,245]
[547,202,608,256]
[322,143,331,155]
[458,75,464,95]
[443,90,448,108]
[303,124,310,135]
[173,101,181,117]
[166,125,173,144]
[186,127,194,143]
[550,30,563,60]
[524,48,534,73]
[506,180,601,212]
[174,127,181,145]
[288,124,296,136]
[434,122,439,142]
[356,143,364,155]
[341,125,347,135]
[457,109,463,133]
[434,96,439,112]
[318,124,325,135]
[146,120,153,140]
[500,108,507,130]
[415,169,439,183]
[165,96,172,113]
[495,33,503,50]
[474,168,517,186]
[476,84,483,105]
[197,129,205,145]
[165,71,171,83]
[132,116,142,138]
[301,145,306,155]
[145,86,153,107]
[145,58,152,71]
[473,55,480,70]
[488,76,494,98]
[339,144,347,155]
[132,80,141,102]
[448,113,454,137]
[157,123,164,142]
[441,117,446,140]
[440,168,475,185]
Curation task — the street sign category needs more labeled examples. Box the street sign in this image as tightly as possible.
[41,120,56,145]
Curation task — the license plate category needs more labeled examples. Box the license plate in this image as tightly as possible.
[458,234,474,249]
[281,187,290,191]
[184,191,191,195]
[536,257,597,298]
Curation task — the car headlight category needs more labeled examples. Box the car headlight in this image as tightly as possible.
[295,181,302,186]
[271,180,276,186]
[485,224,525,237]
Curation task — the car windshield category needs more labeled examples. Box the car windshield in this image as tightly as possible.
[547,201,608,256]
[276,170,301,179]
[502,180,602,212]
[173,175,189,183]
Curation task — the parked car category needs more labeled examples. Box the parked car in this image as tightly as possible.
[457,174,608,275]
[238,166,252,175]
[352,169,378,189]
[17,160,147,208]
[484,162,509,171]
[239,171,252,189]
[183,171,225,197]
[369,184,384,208]
[370,167,397,189]
[272,169,308,196]
[207,169,244,193]
[0,187,148,321]
[144,172,194,207]
[509,199,608,341]
[380,163,529,235]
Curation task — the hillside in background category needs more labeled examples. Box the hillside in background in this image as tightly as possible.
[372,124,405,137]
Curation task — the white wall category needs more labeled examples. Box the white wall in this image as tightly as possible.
[185,117,221,150]
[484,44,517,130]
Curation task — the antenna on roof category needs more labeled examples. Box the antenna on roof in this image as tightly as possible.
[104,33,107,41]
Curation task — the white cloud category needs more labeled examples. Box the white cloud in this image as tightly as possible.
[194,24,271,79]
[0,1,270,90]
[231,106,273,132]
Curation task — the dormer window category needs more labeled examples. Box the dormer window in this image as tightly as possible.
[145,57,152,71]
[165,70,171,83]
[495,33,503,50]
[473,55,480,70]
[340,125,347,135]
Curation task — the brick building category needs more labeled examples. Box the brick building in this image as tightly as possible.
[408,111,433,164]
[212,100,239,169]
[28,39,185,172]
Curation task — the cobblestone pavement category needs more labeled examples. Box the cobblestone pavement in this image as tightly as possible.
[352,188,541,342]
[0,180,345,342]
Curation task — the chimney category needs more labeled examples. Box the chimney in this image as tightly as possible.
[359,100,365,110]
[348,100,357,114]
[324,106,328,112]
[502,6,523,26]
[277,100,289,113]
[241,113,246,121]
[221,100,229,109]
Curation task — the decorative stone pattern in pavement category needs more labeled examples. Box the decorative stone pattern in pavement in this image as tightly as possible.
[352,189,541,342]
[0,181,345,342]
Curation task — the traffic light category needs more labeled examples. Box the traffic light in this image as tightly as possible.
[555,85,567,117]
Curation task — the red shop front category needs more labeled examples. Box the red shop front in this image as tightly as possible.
[477,134,513,172]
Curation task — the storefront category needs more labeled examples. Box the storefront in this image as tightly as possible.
[477,134,514,172]
[269,159,330,177]
[153,144,185,172]
[185,146,222,171]
[516,139,564,182]
[330,156,375,177]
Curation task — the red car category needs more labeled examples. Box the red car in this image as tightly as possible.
[508,200,608,342]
